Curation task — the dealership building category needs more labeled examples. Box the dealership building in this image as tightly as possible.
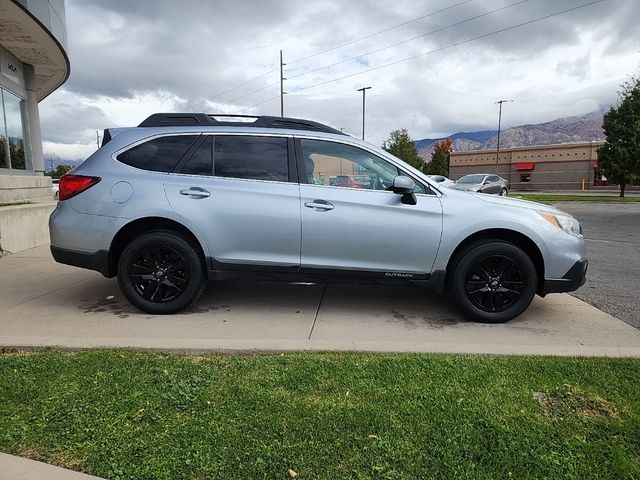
[449,141,609,191]
[0,0,69,252]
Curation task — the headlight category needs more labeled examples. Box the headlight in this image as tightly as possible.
[538,211,582,236]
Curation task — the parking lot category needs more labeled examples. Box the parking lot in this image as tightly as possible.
[1,240,639,357]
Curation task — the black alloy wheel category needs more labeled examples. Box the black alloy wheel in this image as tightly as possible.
[117,230,207,314]
[449,240,537,323]
[464,254,524,313]
[129,244,189,303]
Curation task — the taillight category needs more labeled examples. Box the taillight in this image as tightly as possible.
[58,174,101,201]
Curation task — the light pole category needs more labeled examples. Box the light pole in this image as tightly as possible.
[495,99,513,174]
[357,86,372,140]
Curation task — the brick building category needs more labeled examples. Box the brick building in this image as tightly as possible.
[449,141,606,191]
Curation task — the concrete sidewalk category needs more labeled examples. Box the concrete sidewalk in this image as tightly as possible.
[0,453,104,480]
[1,245,640,356]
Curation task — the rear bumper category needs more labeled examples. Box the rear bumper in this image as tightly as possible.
[50,246,113,278]
[542,258,588,294]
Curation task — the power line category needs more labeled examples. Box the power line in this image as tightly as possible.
[184,67,278,111]
[288,0,608,96]
[287,0,474,65]
[225,81,280,103]
[185,0,472,110]
[237,94,281,113]
[287,0,530,81]
[235,0,606,114]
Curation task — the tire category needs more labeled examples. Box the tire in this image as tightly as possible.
[117,230,207,314]
[500,188,508,196]
[448,240,537,323]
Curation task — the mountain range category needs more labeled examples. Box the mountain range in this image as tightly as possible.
[415,111,605,158]
[43,111,606,167]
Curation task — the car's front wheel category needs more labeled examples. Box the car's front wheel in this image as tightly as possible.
[117,230,207,314]
[500,188,508,196]
[449,240,537,323]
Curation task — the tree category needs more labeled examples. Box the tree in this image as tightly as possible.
[425,138,453,177]
[382,128,424,170]
[598,76,640,197]
[48,164,73,178]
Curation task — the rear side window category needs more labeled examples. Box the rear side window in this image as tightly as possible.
[181,136,212,176]
[214,136,288,182]
[117,135,198,172]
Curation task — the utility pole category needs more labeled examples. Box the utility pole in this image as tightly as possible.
[279,50,286,117]
[357,86,372,140]
[495,99,513,174]
[96,130,100,148]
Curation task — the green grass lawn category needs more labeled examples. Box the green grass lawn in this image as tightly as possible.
[511,193,640,204]
[1,351,639,480]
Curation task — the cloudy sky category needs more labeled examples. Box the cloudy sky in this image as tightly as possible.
[40,0,640,160]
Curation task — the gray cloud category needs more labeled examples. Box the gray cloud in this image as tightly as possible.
[40,0,639,154]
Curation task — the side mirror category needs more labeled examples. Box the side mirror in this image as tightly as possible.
[483,179,491,185]
[392,176,415,194]
[392,176,417,205]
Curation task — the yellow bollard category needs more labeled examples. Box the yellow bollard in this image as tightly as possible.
[581,179,586,191]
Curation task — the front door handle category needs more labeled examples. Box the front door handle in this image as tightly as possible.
[180,187,210,199]
[304,200,334,211]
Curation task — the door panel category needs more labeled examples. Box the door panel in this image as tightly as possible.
[166,176,301,266]
[295,138,442,274]
[300,186,442,273]
[164,135,301,267]
[486,176,500,194]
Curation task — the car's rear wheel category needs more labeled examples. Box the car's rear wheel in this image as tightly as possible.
[500,188,508,196]
[449,240,536,323]
[117,230,207,314]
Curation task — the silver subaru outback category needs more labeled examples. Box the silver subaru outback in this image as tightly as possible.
[49,113,587,323]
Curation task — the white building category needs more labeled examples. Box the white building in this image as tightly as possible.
[0,0,69,252]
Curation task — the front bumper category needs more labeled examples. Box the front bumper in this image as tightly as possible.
[542,258,588,294]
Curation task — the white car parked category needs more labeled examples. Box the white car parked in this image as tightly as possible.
[51,179,59,200]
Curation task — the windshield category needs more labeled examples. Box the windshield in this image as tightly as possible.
[457,174,485,184]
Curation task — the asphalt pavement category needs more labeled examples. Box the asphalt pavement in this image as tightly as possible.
[553,202,640,329]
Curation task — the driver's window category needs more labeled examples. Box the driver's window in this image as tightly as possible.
[301,139,400,191]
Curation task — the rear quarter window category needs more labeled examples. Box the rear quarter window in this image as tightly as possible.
[117,135,198,172]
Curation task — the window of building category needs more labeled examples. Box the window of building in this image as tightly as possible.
[0,88,29,171]
[520,174,531,183]
[593,168,608,186]
[0,95,6,169]
[214,135,289,182]
[118,135,198,172]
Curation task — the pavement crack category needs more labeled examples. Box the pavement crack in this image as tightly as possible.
[308,283,328,340]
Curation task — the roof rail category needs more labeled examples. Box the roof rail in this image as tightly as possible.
[138,113,346,135]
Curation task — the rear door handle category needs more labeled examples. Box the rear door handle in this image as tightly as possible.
[304,200,334,211]
[180,187,210,199]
